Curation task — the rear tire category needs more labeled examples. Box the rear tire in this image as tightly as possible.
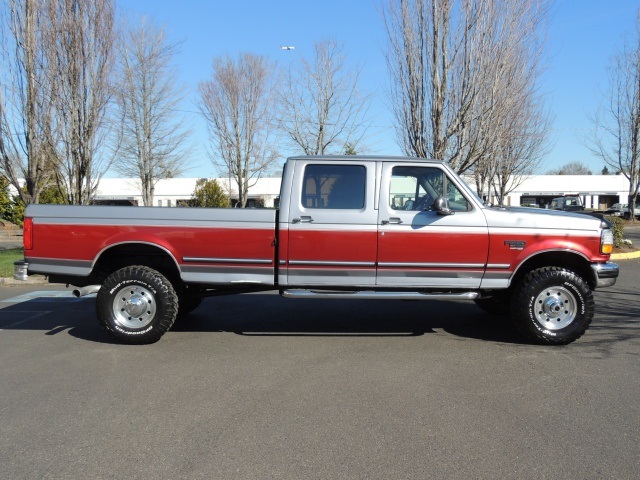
[511,267,593,345]
[97,266,178,344]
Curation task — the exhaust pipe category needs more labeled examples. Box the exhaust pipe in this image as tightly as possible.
[72,285,101,298]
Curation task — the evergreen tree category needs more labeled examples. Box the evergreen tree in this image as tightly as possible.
[0,176,23,226]
[190,179,230,207]
[344,143,357,155]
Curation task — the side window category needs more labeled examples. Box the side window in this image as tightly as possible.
[301,164,366,209]
[389,166,469,212]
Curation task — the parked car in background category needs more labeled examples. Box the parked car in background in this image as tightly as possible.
[550,195,584,212]
[623,201,640,219]
[604,203,627,217]
[605,200,640,219]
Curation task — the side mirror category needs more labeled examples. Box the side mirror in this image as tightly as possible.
[433,196,453,216]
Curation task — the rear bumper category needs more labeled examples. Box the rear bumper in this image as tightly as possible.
[591,262,619,288]
[13,260,28,281]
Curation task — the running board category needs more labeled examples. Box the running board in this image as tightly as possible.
[281,290,478,301]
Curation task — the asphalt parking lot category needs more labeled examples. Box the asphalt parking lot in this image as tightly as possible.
[0,257,639,479]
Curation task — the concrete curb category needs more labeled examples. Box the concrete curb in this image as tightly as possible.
[611,250,640,260]
[0,275,49,286]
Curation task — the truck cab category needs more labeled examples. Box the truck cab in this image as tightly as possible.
[278,157,489,289]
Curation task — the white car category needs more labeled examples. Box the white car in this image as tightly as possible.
[604,203,627,216]
[606,201,640,219]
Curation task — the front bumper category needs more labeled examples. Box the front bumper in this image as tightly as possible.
[591,262,619,288]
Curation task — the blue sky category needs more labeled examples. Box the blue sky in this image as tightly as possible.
[117,0,640,178]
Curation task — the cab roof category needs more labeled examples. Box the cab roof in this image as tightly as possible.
[287,155,444,165]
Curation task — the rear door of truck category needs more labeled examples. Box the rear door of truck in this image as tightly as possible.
[284,159,378,287]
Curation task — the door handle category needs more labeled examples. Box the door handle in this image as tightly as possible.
[381,217,403,225]
[292,216,314,224]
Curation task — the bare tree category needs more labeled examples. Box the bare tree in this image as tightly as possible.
[490,114,551,205]
[547,161,593,175]
[0,0,56,205]
[384,0,485,169]
[114,16,192,206]
[199,53,279,208]
[588,9,640,220]
[383,0,551,178]
[483,0,552,205]
[47,0,117,205]
[278,39,371,155]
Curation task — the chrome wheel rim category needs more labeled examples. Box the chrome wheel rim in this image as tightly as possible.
[112,285,156,329]
[533,286,577,330]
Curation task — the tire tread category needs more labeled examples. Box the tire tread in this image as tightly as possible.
[511,266,594,345]
[97,265,178,344]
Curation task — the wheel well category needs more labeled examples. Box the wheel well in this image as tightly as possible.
[91,243,182,286]
[511,251,594,290]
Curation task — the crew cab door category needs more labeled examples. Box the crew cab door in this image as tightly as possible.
[376,163,489,288]
[285,160,378,286]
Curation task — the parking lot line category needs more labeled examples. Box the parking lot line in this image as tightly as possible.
[0,291,92,304]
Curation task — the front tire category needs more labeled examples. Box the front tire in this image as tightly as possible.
[512,267,594,345]
[97,266,178,344]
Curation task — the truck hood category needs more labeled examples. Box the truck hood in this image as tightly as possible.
[481,205,605,231]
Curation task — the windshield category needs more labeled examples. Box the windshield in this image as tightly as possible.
[447,168,484,205]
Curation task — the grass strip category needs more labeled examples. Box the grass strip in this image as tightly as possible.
[0,248,24,278]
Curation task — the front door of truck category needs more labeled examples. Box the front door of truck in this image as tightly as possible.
[376,163,489,288]
[286,160,378,287]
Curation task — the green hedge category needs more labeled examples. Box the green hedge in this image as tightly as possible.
[609,217,625,248]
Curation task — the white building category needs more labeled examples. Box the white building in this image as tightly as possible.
[95,177,283,208]
[93,173,634,211]
[475,174,631,210]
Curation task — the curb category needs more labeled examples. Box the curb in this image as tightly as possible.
[0,276,49,286]
[611,250,640,260]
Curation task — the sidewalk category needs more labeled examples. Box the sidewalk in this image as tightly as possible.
[0,275,49,286]
[0,238,23,251]
[0,228,23,251]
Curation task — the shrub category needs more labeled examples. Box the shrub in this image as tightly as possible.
[189,179,230,208]
[609,217,625,248]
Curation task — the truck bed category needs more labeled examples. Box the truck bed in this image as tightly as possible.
[24,205,278,285]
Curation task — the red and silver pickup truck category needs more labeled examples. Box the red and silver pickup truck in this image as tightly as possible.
[14,156,619,345]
